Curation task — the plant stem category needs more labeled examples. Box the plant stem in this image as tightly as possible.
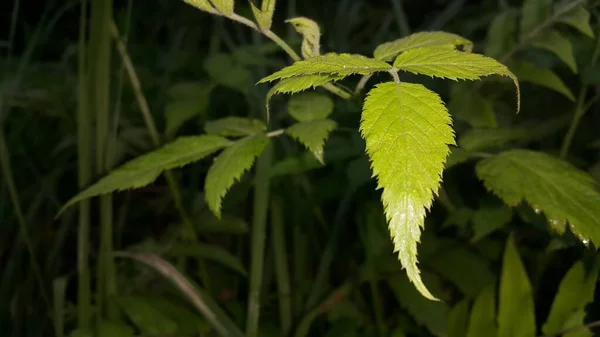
[271,197,292,335]
[76,0,92,329]
[246,143,273,337]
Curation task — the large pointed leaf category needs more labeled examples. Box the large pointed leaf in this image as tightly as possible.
[532,30,578,73]
[287,92,334,122]
[447,299,470,337]
[374,31,473,62]
[360,82,455,300]
[258,53,391,83]
[205,134,269,218]
[466,284,497,337]
[498,238,535,337]
[485,11,517,58]
[287,17,321,58]
[476,149,600,245]
[509,61,575,100]
[557,5,594,38]
[393,48,520,111]
[204,117,267,138]
[542,259,600,335]
[286,119,337,163]
[59,135,231,214]
[520,0,551,39]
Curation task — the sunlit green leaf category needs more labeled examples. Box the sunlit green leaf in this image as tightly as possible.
[485,11,517,58]
[557,5,594,38]
[532,30,578,73]
[466,284,497,337]
[286,119,337,163]
[59,135,231,214]
[144,296,211,335]
[374,31,473,62]
[118,296,178,334]
[361,82,455,300]
[520,0,551,39]
[393,48,520,111]
[209,0,234,15]
[509,61,575,100]
[204,117,267,138]
[184,0,216,13]
[205,134,269,217]
[476,149,600,245]
[287,92,334,122]
[250,0,276,29]
[287,17,321,58]
[258,53,391,83]
[498,238,535,337]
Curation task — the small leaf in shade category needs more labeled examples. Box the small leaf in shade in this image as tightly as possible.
[165,81,214,137]
[117,296,178,335]
[286,17,321,58]
[532,30,578,73]
[203,53,251,93]
[204,117,267,137]
[519,0,551,39]
[509,61,575,100]
[96,321,134,337]
[458,128,525,152]
[466,284,497,337]
[374,31,473,61]
[287,92,334,122]
[286,119,337,163]
[476,149,600,246]
[485,11,517,58]
[557,5,594,38]
[58,135,231,215]
[205,134,269,218]
[449,84,497,128]
[168,243,248,276]
[471,205,513,242]
[498,238,535,337]
[447,299,470,337]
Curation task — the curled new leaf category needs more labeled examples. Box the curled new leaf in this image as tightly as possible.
[393,48,520,112]
[476,149,600,245]
[205,134,270,218]
[374,31,473,62]
[58,135,232,215]
[258,53,391,83]
[287,17,321,58]
[360,82,455,300]
[250,0,276,30]
[286,119,337,163]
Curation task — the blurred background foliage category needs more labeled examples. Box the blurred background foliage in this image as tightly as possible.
[2,0,600,336]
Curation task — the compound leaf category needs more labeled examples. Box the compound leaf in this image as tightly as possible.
[258,53,391,83]
[287,92,334,122]
[532,30,578,73]
[360,82,455,300]
[510,61,575,100]
[557,5,594,38]
[205,134,269,218]
[287,17,321,58]
[286,119,337,163]
[476,149,600,245]
[520,0,551,39]
[374,31,473,62]
[393,48,520,111]
[204,117,267,137]
[59,135,231,214]
[498,238,535,337]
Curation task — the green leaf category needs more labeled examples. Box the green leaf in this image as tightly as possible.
[471,205,513,242]
[476,149,600,245]
[445,147,472,169]
[542,259,600,335]
[360,82,455,300]
[96,321,134,337]
[209,0,234,15]
[184,0,217,13]
[520,0,551,39]
[532,30,578,73]
[485,11,517,58]
[466,284,497,337]
[458,128,526,152]
[196,211,249,234]
[144,296,211,335]
[287,92,334,122]
[557,5,594,38]
[59,135,231,214]
[374,31,473,62]
[509,61,575,100]
[205,134,269,217]
[204,117,267,137]
[258,53,392,83]
[498,238,535,337]
[449,84,497,128]
[117,296,178,335]
[287,17,321,58]
[169,243,248,276]
[393,48,520,112]
[203,53,251,93]
[165,81,214,137]
[250,0,275,30]
[286,119,337,164]
[447,299,470,337]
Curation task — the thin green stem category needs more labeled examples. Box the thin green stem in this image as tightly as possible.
[271,197,292,335]
[246,143,273,337]
[76,0,92,329]
[6,0,20,60]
